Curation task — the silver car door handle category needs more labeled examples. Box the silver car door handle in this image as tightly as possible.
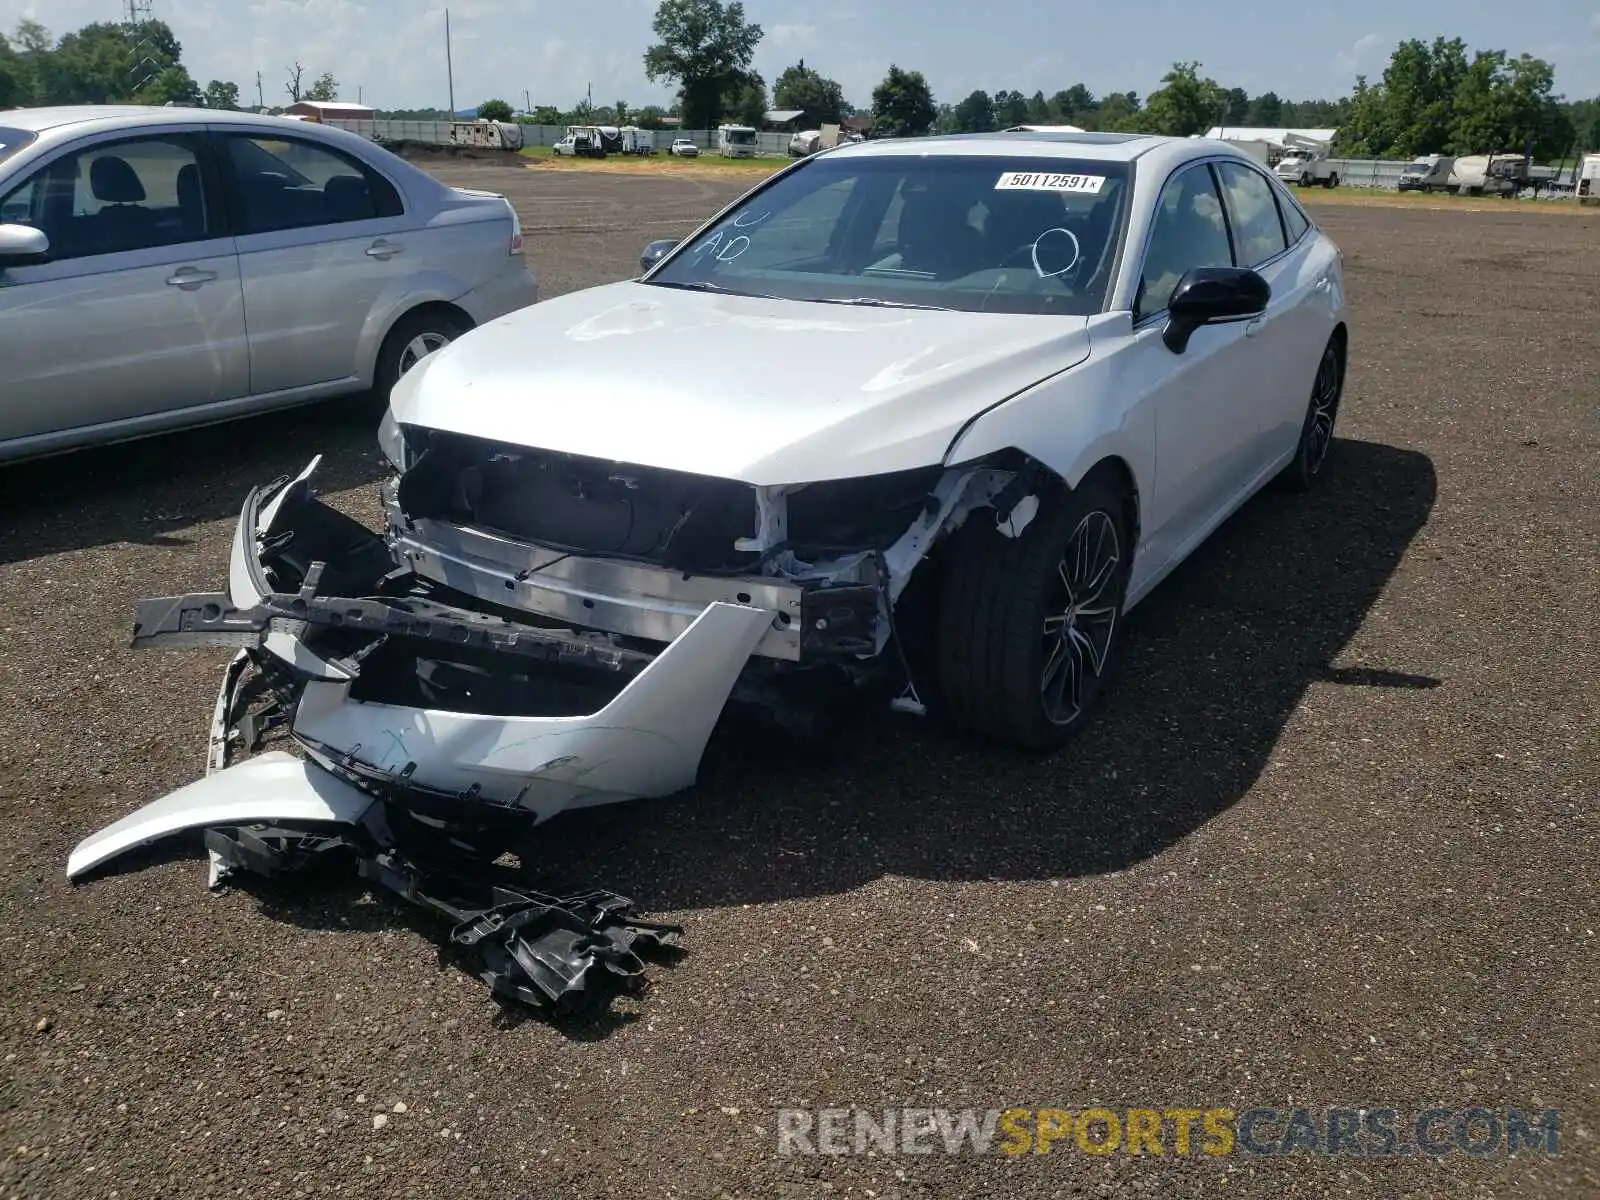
[1314,275,1331,292]
[365,239,402,259]
[165,267,217,287]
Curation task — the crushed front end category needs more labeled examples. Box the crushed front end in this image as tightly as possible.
[69,434,1017,1013]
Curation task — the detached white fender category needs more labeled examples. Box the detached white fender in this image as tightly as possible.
[66,752,374,881]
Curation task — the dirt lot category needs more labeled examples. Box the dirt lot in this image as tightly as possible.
[0,165,1595,1199]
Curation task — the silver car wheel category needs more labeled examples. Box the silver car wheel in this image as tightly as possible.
[1040,510,1121,726]
[398,331,452,378]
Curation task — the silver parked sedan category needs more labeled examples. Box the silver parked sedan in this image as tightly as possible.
[0,105,538,463]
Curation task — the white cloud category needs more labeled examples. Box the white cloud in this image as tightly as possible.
[764,23,817,51]
[1333,32,1384,76]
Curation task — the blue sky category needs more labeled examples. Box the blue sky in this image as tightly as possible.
[6,0,1598,113]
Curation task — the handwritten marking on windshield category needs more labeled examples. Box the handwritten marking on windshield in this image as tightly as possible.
[693,229,751,262]
[694,208,770,263]
[1031,227,1081,279]
[996,171,1106,194]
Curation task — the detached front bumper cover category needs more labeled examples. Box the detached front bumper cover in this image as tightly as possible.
[66,456,773,1016]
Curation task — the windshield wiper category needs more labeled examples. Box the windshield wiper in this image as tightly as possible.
[646,279,782,300]
[807,296,951,311]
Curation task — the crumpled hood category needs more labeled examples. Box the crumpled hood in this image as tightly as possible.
[390,281,1093,484]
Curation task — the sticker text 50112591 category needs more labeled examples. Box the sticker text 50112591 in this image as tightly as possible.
[995,171,1107,194]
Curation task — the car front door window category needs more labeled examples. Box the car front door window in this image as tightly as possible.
[1214,162,1288,268]
[1134,163,1234,321]
[0,134,213,258]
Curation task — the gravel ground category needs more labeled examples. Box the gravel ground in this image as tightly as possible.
[0,167,1595,1200]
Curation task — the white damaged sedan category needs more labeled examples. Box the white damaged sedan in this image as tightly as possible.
[69,131,1348,1009]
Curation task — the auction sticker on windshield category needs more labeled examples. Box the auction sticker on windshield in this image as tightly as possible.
[995,171,1106,194]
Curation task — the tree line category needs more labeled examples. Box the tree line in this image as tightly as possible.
[636,0,1592,159]
[0,19,336,114]
[5,7,1597,164]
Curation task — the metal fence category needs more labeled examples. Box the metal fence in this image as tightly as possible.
[1322,159,1407,189]
[1314,158,1577,190]
[511,125,793,156]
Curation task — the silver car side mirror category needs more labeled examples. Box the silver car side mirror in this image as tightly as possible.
[0,223,49,266]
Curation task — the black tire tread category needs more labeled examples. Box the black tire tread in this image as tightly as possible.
[935,476,1128,749]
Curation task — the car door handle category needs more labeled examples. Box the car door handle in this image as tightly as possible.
[1314,275,1331,293]
[365,239,402,259]
[165,267,217,288]
[1244,317,1265,337]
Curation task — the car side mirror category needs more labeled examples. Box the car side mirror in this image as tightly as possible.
[0,223,49,267]
[639,239,678,273]
[1162,266,1270,353]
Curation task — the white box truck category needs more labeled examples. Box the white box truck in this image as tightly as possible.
[1579,154,1600,205]
[1397,155,1454,192]
[1274,136,1340,188]
[717,124,758,158]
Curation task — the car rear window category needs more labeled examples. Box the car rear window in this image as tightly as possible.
[0,128,37,168]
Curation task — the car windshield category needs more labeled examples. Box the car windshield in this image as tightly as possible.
[0,128,36,169]
[646,154,1131,316]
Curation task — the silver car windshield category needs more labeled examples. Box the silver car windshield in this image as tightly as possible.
[647,155,1132,316]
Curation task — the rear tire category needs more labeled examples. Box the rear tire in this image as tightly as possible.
[1279,335,1345,491]
[935,474,1134,750]
[375,309,468,399]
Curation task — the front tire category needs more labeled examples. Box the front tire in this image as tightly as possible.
[375,309,468,399]
[1279,336,1345,491]
[936,475,1133,749]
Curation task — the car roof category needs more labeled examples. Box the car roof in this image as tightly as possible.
[827,131,1165,162]
[822,131,1268,173]
[0,104,340,134]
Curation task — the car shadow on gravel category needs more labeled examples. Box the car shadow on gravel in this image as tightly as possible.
[0,393,392,567]
[531,436,1440,909]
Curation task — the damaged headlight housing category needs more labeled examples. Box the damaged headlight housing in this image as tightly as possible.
[785,465,946,553]
[377,406,405,470]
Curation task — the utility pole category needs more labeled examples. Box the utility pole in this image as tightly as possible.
[123,0,158,94]
[256,70,264,111]
[445,9,456,117]
[524,89,532,115]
